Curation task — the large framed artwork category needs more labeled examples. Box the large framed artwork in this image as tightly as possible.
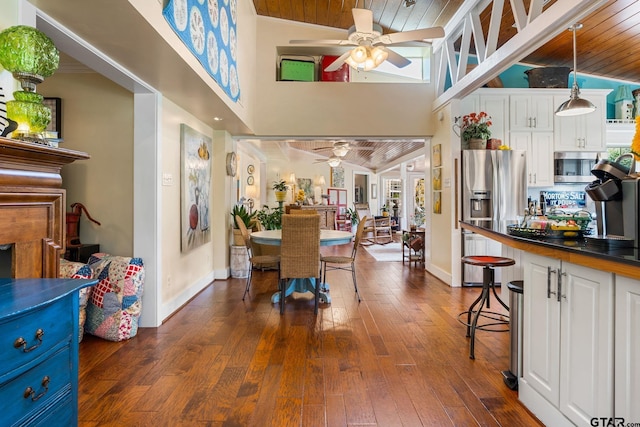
[331,167,344,188]
[163,0,240,102]
[181,124,212,252]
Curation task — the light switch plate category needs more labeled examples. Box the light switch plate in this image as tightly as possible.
[162,173,174,186]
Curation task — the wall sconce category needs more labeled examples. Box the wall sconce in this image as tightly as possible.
[0,25,60,142]
[245,184,258,213]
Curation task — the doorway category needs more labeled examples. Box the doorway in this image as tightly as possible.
[354,173,369,204]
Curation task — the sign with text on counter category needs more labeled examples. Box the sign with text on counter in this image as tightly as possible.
[542,191,586,211]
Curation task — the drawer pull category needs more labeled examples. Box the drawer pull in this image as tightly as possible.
[23,376,50,401]
[14,329,45,352]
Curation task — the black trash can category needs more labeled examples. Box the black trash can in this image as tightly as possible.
[502,280,524,390]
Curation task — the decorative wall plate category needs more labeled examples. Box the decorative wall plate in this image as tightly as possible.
[247,164,254,174]
[247,176,254,185]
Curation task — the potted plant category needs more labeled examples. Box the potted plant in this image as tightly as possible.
[347,207,359,227]
[272,179,288,202]
[256,205,282,230]
[230,204,257,246]
[460,111,492,149]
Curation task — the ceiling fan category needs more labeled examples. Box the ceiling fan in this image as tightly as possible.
[290,8,445,72]
[314,155,343,167]
[313,141,374,157]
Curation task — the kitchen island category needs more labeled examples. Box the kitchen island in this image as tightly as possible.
[461,221,639,427]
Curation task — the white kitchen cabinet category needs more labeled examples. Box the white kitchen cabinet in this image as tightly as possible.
[554,91,609,151]
[520,253,614,427]
[510,94,555,131]
[614,275,640,422]
[509,131,554,187]
[461,90,509,145]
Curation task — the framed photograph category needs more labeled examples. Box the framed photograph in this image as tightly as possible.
[331,167,345,188]
[432,168,442,191]
[43,97,62,138]
[432,143,441,167]
[433,191,442,214]
[180,124,212,252]
[371,183,377,199]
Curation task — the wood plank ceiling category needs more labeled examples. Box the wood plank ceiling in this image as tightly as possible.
[253,0,640,84]
[251,0,640,171]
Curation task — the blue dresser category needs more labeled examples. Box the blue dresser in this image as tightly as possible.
[0,278,97,426]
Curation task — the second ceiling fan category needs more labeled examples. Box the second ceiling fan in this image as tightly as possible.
[290,8,445,72]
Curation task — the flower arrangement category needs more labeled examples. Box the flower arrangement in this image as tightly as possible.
[296,189,306,203]
[461,111,492,141]
[631,116,640,160]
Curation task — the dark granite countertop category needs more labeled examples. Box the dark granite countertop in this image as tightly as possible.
[460,220,640,279]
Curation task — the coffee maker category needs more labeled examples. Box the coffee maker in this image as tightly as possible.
[585,154,638,248]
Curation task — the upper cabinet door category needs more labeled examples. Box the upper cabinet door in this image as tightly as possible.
[510,94,554,131]
[554,93,608,151]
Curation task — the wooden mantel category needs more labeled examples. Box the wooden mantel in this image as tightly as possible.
[0,137,90,278]
[0,137,90,188]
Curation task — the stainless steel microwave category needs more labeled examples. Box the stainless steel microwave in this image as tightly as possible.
[554,152,600,183]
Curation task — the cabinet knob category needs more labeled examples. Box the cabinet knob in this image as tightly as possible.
[13,328,44,353]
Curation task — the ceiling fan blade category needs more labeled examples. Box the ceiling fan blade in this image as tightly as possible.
[289,39,355,45]
[376,27,445,45]
[323,51,351,72]
[313,146,334,151]
[385,49,411,68]
[352,8,373,34]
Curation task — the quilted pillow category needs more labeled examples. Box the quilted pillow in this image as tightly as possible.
[85,253,145,342]
[59,258,94,342]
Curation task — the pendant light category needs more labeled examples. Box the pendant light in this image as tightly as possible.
[555,23,596,117]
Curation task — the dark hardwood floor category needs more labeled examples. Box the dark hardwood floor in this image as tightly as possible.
[78,240,543,426]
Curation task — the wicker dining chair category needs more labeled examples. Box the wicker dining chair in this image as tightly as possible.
[236,215,280,301]
[320,216,366,302]
[279,214,321,314]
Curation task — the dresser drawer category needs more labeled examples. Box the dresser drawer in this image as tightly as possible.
[0,296,72,377]
[29,394,74,427]
[0,346,72,424]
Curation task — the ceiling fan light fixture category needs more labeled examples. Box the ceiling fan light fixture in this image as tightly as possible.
[363,56,377,71]
[332,146,349,157]
[555,23,595,117]
[327,156,341,167]
[350,46,368,64]
[371,46,388,66]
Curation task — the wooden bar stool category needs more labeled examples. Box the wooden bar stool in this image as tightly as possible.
[458,255,514,359]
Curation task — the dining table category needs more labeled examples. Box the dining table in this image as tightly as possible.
[250,229,353,304]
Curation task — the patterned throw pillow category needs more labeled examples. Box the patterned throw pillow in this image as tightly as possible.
[59,258,94,342]
[85,253,145,342]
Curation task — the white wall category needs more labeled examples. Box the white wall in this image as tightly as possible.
[253,17,437,137]
[40,72,135,257]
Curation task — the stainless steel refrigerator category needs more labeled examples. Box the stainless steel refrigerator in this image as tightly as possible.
[461,149,527,285]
